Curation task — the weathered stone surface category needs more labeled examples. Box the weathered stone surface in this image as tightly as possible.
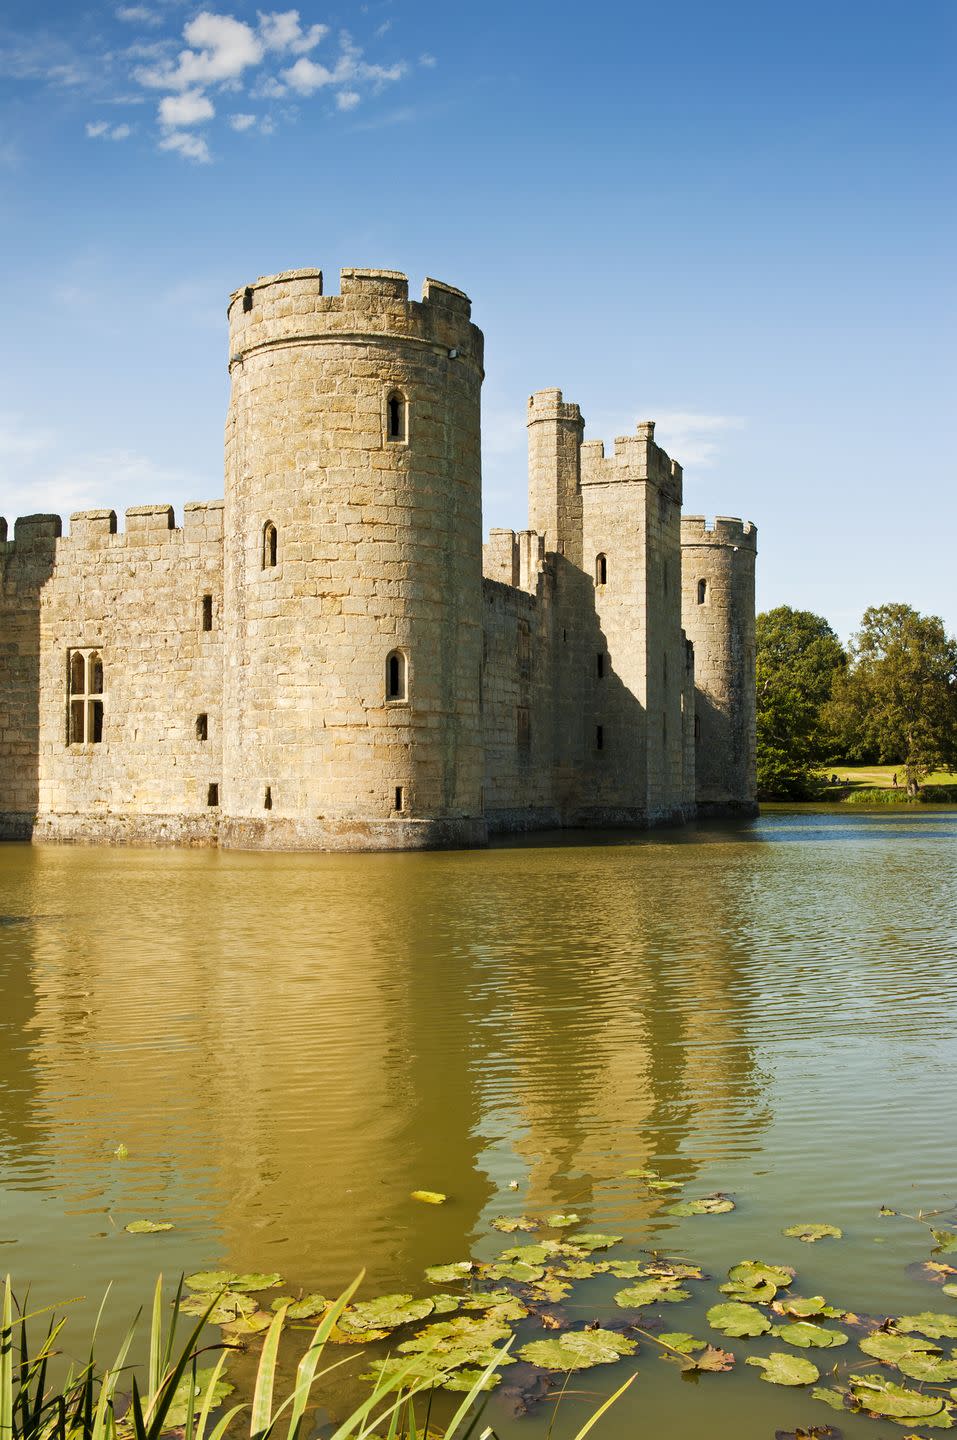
[0,268,757,851]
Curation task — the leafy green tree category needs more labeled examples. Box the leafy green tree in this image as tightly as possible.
[828,603,957,793]
[756,607,846,798]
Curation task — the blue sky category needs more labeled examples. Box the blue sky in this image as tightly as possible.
[1,0,954,639]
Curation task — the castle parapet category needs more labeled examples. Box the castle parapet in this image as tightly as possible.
[125,504,175,541]
[13,514,62,546]
[184,500,225,541]
[681,515,758,551]
[227,267,483,375]
[579,420,682,501]
[70,510,117,545]
[527,388,584,426]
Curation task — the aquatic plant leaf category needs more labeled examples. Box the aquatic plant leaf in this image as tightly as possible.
[774,1428,841,1440]
[440,1367,502,1392]
[398,1314,512,1360]
[519,1328,637,1371]
[646,1262,704,1280]
[895,1313,957,1339]
[165,1367,234,1428]
[220,1311,275,1338]
[944,1285,957,1298]
[666,1195,735,1216]
[485,1262,545,1283]
[648,1180,684,1191]
[721,1279,778,1304]
[124,1220,173,1234]
[693,1345,735,1372]
[544,1213,580,1228]
[859,1333,941,1363]
[463,1290,529,1318]
[497,1243,553,1264]
[624,1168,659,1179]
[180,1291,257,1322]
[185,1271,282,1293]
[658,1332,706,1354]
[113,1143,129,1159]
[564,1233,623,1251]
[491,1216,538,1233]
[811,1386,849,1412]
[728,1260,794,1289]
[933,1231,957,1254]
[411,1191,447,1205]
[424,1262,473,1283]
[268,1293,326,1320]
[615,1280,690,1308]
[774,1296,832,1319]
[558,1260,609,1279]
[770,1322,848,1349]
[783,1224,843,1243]
[747,1352,820,1386]
[431,1295,461,1314]
[326,1323,391,1345]
[528,1277,572,1303]
[707,1302,772,1337]
[338,1294,435,1333]
[849,1374,950,1421]
[897,1350,957,1383]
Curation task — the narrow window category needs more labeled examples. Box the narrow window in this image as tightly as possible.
[595,553,607,586]
[662,713,667,749]
[697,578,707,605]
[694,714,701,742]
[663,651,668,686]
[517,706,531,749]
[596,652,605,679]
[262,522,278,569]
[67,649,104,745]
[263,785,272,810]
[596,724,604,751]
[386,649,408,702]
[207,782,219,807]
[202,594,214,631]
[242,286,253,313]
[394,785,405,812]
[517,618,531,677]
[663,560,670,595]
[562,628,567,643]
[386,391,407,443]
[196,713,208,742]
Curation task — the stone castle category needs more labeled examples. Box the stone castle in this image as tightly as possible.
[0,266,757,851]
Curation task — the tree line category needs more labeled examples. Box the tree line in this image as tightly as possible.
[755,603,957,798]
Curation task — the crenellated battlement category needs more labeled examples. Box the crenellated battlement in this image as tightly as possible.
[527,388,584,426]
[226,266,482,375]
[681,515,758,551]
[579,419,682,503]
[0,503,226,555]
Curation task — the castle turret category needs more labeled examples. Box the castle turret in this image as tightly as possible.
[222,267,486,848]
[527,389,584,567]
[680,516,758,814]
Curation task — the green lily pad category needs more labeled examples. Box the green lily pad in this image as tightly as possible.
[424,1262,473,1284]
[727,1260,793,1290]
[945,1284,957,1298]
[895,1313,957,1339]
[897,1350,957,1383]
[528,1277,572,1303]
[811,1386,848,1412]
[564,1233,623,1251]
[485,1261,545,1283]
[860,1332,942,1363]
[747,1352,820,1386]
[783,1224,843,1243]
[491,1216,538,1233]
[497,1243,554,1264]
[615,1280,690,1308]
[180,1291,257,1323]
[707,1302,772,1337]
[338,1294,435,1334]
[463,1290,529,1318]
[185,1271,282,1293]
[125,1220,173,1234]
[666,1196,735,1217]
[646,1262,704,1280]
[658,1333,706,1354]
[934,1231,957,1254]
[770,1322,848,1349]
[558,1260,610,1279]
[220,1311,275,1339]
[774,1296,832,1319]
[399,1314,512,1362]
[648,1180,684,1191]
[431,1295,461,1315]
[624,1167,659,1179]
[519,1328,637,1371]
[720,1278,778,1304]
[545,1213,580,1228]
[849,1374,951,1421]
[269,1293,327,1320]
[440,1367,503,1392]
[165,1367,234,1428]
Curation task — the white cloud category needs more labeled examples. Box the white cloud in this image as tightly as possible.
[159,89,214,126]
[136,12,263,91]
[116,5,162,24]
[419,52,437,68]
[85,119,133,139]
[258,10,328,54]
[648,412,746,468]
[159,130,211,162]
[336,89,359,111]
[228,111,257,130]
[251,73,287,97]
[282,55,333,94]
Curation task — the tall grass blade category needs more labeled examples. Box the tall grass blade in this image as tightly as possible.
[149,1276,164,1403]
[194,1350,230,1440]
[284,1273,364,1440]
[441,1343,513,1440]
[1,1278,13,1440]
[570,1369,637,1440]
[251,1305,287,1439]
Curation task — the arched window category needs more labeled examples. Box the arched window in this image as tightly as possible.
[595,553,607,586]
[386,649,408,702]
[697,578,707,605]
[68,648,104,745]
[386,391,407,443]
[262,521,278,569]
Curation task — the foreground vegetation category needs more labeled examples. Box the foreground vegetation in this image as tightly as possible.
[756,603,957,799]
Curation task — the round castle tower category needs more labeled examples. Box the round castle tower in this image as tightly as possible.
[221,266,486,849]
[680,516,758,815]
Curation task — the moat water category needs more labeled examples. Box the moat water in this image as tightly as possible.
[1,809,956,1439]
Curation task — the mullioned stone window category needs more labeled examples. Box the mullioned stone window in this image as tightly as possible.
[68,649,104,745]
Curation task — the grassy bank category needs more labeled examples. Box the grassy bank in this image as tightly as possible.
[816,765,957,804]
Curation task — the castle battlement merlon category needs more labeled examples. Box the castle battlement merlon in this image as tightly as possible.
[579,420,682,503]
[681,515,758,551]
[227,267,482,375]
[0,514,62,550]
